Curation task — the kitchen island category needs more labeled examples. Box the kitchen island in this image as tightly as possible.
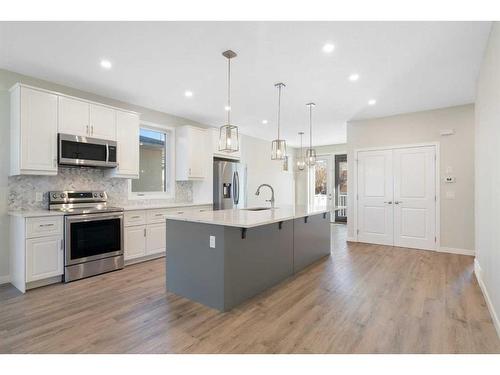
[165,206,331,311]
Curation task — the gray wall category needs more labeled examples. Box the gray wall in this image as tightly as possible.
[475,22,500,334]
[0,68,209,282]
[346,104,475,251]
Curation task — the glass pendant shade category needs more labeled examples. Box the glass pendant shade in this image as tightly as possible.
[219,124,239,152]
[306,102,317,167]
[271,82,287,160]
[218,49,239,153]
[271,139,287,160]
[306,147,317,166]
[297,131,306,170]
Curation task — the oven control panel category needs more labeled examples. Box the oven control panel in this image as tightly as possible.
[49,190,107,204]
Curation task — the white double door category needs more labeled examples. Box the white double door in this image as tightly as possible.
[357,145,437,250]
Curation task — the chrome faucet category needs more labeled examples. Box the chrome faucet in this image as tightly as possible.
[255,184,275,208]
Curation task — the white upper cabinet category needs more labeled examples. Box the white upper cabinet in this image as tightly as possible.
[59,97,116,140]
[89,104,116,140]
[10,85,58,176]
[58,96,90,137]
[176,126,208,180]
[110,110,140,178]
[211,127,241,160]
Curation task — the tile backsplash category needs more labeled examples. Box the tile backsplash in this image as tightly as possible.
[8,167,193,211]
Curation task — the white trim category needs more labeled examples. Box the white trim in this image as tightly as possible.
[346,237,357,242]
[0,275,10,285]
[474,259,500,339]
[352,142,440,251]
[128,121,176,200]
[438,247,475,256]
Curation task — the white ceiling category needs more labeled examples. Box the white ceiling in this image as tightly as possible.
[0,21,491,146]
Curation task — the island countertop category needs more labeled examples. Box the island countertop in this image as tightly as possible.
[164,205,333,228]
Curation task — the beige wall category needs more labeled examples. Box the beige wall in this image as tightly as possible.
[346,104,475,251]
[294,144,347,206]
[475,22,500,334]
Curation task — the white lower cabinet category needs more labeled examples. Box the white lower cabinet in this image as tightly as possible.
[10,215,64,293]
[124,225,147,260]
[26,236,63,282]
[146,223,167,255]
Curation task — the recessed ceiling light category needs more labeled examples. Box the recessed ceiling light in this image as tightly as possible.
[262,120,268,124]
[348,73,360,82]
[368,99,377,106]
[322,43,335,53]
[224,105,231,111]
[184,91,193,98]
[100,59,112,69]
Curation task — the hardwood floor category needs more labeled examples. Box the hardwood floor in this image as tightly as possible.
[1,223,499,353]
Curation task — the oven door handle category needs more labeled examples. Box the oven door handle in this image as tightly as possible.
[65,213,124,223]
[106,143,109,163]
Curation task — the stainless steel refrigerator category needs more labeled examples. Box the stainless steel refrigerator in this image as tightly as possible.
[213,159,247,210]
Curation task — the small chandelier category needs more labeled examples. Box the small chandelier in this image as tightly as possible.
[219,50,239,153]
[297,131,306,171]
[306,102,317,167]
[271,82,287,160]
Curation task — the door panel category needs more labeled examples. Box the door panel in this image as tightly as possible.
[146,223,166,255]
[20,87,58,174]
[393,146,436,250]
[58,96,89,137]
[357,150,394,245]
[90,104,116,140]
[124,225,146,260]
[26,236,63,282]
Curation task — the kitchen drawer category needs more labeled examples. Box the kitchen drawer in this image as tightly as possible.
[124,210,147,226]
[26,216,63,239]
[146,209,170,224]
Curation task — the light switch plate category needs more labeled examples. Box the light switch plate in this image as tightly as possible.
[209,236,216,248]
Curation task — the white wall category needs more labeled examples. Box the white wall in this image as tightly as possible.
[475,22,500,336]
[346,104,475,251]
[241,135,295,207]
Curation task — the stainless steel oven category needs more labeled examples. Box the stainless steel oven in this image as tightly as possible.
[49,190,124,282]
[58,133,117,168]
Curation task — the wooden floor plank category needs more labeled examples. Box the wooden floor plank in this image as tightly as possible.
[0,224,498,354]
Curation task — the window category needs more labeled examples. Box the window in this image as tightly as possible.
[130,124,174,198]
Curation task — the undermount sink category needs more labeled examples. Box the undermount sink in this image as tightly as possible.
[242,207,274,211]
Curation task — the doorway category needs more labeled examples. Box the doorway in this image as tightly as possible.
[308,155,335,220]
[334,154,348,222]
[355,145,438,251]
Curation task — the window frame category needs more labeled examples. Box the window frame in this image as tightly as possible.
[128,121,176,200]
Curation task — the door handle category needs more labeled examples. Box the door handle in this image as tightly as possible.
[394,201,403,205]
[384,201,393,204]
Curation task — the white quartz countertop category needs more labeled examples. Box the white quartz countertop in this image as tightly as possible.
[8,202,213,218]
[164,205,332,228]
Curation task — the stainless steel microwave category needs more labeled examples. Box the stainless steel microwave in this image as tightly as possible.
[58,133,118,168]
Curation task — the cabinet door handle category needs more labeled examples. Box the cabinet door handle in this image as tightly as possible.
[39,223,55,227]
[91,125,94,135]
[155,214,164,217]
[144,228,146,237]
[131,215,140,219]
[394,201,403,205]
[53,158,57,167]
[60,239,64,250]
[86,125,89,135]
[384,201,393,204]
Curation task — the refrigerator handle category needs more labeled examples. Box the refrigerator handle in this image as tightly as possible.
[233,171,240,205]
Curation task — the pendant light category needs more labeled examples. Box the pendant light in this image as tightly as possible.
[297,131,306,171]
[305,102,317,166]
[218,50,239,153]
[271,82,287,160]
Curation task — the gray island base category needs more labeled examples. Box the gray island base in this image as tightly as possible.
[166,208,330,311]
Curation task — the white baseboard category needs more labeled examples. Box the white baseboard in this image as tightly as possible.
[474,259,500,339]
[0,275,10,285]
[346,237,357,242]
[439,247,475,256]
